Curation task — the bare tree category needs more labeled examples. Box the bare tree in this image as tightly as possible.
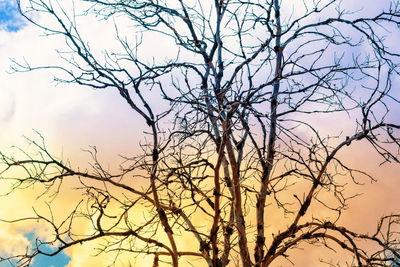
[1,0,400,266]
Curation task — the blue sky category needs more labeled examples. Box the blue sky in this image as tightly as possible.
[0,233,70,267]
[0,0,25,32]
[24,233,71,267]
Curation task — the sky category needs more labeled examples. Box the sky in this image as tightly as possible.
[0,234,70,267]
[1,1,111,266]
[0,0,400,267]
[0,3,69,267]
[0,1,152,266]
[0,0,25,32]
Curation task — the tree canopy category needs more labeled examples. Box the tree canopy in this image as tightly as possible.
[1,0,400,266]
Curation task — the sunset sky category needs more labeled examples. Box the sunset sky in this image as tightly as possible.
[1,1,141,266]
[1,0,400,266]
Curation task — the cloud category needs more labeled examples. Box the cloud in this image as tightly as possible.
[0,5,151,266]
[0,228,30,256]
[0,90,15,123]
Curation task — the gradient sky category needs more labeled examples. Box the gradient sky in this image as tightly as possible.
[1,3,69,267]
[1,0,400,266]
[0,1,147,266]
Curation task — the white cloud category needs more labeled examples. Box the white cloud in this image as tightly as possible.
[0,7,147,154]
[0,229,30,256]
[0,5,159,264]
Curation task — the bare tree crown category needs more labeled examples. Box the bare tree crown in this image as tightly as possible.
[1,0,400,266]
